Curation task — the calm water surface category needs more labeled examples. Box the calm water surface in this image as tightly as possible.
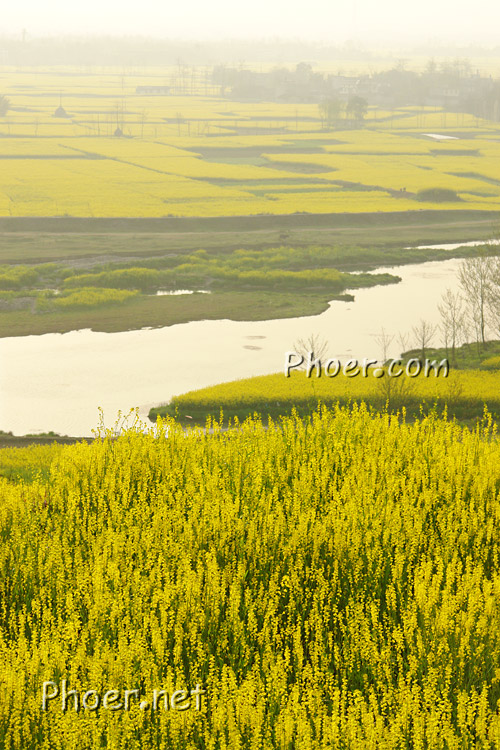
[1,257,463,436]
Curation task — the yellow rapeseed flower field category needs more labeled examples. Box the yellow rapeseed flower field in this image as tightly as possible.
[1,405,500,748]
[163,369,500,424]
[1,70,500,217]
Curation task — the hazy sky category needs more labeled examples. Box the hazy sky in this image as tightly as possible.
[2,0,499,43]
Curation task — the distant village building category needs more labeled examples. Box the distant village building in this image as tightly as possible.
[53,105,70,118]
[135,85,171,95]
[211,63,500,119]
[428,87,461,107]
[327,75,360,97]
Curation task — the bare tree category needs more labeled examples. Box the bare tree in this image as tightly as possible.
[140,109,148,138]
[485,255,500,339]
[374,327,413,411]
[397,331,411,357]
[291,334,329,401]
[412,319,436,361]
[293,333,329,368]
[438,289,466,363]
[176,112,185,136]
[374,327,394,363]
[458,253,494,345]
[114,101,125,135]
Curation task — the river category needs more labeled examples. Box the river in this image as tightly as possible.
[0,256,465,436]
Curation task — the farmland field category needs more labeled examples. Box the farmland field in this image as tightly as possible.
[2,69,500,218]
[3,53,500,750]
[2,406,500,747]
[1,68,500,338]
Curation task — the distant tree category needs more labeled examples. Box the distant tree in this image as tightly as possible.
[295,62,313,79]
[318,98,342,129]
[0,95,10,117]
[424,58,437,76]
[346,96,367,123]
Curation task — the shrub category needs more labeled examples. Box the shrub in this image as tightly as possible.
[0,266,38,290]
[37,287,138,311]
[0,95,10,117]
[481,355,500,370]
[415,187,462,202]
[63,268,161,291]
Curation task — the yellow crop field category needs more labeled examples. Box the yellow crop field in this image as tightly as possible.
[388,112,497,130]
[0,158,267,217]
[165,368,500,420]
[322,131,433,154]
[1,69,500,216]
[264,151,500,201]
[1,405,500,748]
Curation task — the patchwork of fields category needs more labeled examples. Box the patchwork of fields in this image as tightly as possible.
[2,70,500,217]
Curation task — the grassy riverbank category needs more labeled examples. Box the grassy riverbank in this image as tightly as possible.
[0,223,496,336]
[0,289,357,337]
[404,339,500,370]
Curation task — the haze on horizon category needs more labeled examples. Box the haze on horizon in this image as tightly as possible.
[1,0,500,45]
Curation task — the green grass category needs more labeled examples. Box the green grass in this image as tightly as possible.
[0,289,354,337]
[403,339,500,370]
[0,209,497,264]
[1,226,498,336]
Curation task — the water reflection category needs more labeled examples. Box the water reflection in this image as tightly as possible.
[155,289,211,296]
